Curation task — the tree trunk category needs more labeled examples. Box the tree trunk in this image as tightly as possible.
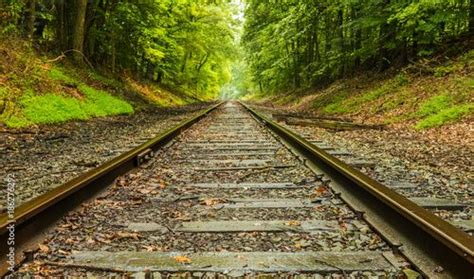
[196,53,209,73]
[84,0,100,58]
[378,0,394,71]
[353,5,362,70]
[181,51,190,73]
[337,9,345,76]
[72,0,88,63]
[313,17,320,64]
[325,15,332,60]
[111,37,116,73]
[470,1,474,35]
[26,0,36,39]
[56,0,65,50]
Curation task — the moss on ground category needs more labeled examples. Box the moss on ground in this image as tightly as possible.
[251,49,473,130]
[2,68,134,128]
[414,94,473,129]
[0,36,204,129]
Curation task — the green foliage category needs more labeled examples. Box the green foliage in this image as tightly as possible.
[0,1,25,35]
[78,84,134,116]
[242,0,472,94]
[22,93,89,123]
[88,72,122,88]
[416,104,473,129]
[416,94,453,117]
[0,86,6,98]
[3,115,32,128]
[91,0,238,98]
[4,85,133,127]
[415,93,473,129]
[323,82,394,114]
[395,73,409,86]
[49,67,78,86]
[1,0,239,100]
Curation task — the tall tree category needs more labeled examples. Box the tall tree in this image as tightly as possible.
[25,0,35,38]
[242,0,472,94]
[72,0,88,63]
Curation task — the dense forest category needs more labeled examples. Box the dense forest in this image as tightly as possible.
[243,0,474,93]
[1,0,473,97]
[0,0,238,98]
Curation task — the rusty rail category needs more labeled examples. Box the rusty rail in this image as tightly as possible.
[0,103,221,276]
[242,102,473,278]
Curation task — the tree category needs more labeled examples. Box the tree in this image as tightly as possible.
[242,0,472,94]
[72,0,88,63]
[0,0,239,99]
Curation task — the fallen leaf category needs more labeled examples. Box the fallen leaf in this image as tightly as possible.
[313,186,329,196]
[57,249,69,255]
[86,238,95,244]
[200,198,225,206]
[339,222,349,231]
[116,231,140,240]
[139,188,153,194]
[286,220,301,227]
[174,255,192,264]
[38,244,50,253]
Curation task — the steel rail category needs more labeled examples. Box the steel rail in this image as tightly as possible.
[0,103,221,276]
[241,102,474,278]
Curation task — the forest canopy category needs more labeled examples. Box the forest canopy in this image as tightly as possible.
[0,0,239,98]
[1,0,473,97]
[243,0,474,93]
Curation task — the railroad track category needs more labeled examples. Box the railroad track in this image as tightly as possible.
[264,110,474,234]
[1,102,473,278]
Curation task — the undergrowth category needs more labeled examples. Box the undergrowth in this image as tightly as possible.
[253,49,473,130]
[0,35,207,129]
[415,94,473,129]
[3,68,133,127]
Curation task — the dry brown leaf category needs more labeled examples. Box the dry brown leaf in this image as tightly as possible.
[174,255,192,264]
[116,231,140,240]
[65,238,77,244]
[286,220,301,227]
[86,238,96,244]
[313,186,328,196]
[201,198,225,206]
[339,222,349,231]
[38,244,50,253]
[139,188,152,194]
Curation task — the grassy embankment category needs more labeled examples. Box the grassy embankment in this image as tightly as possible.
[245,50,473,129]
[0,37,204,128]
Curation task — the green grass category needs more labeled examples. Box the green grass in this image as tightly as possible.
[2,68,133,128]
[322,83,394,114]
[19,89,132,126]
[416,94,452,117]
[21,93,89,124]
[79,84,134,116]
[49,67,78,86]
[414,93,473,129]
[415,104,473,129]
[88,71,123,88]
